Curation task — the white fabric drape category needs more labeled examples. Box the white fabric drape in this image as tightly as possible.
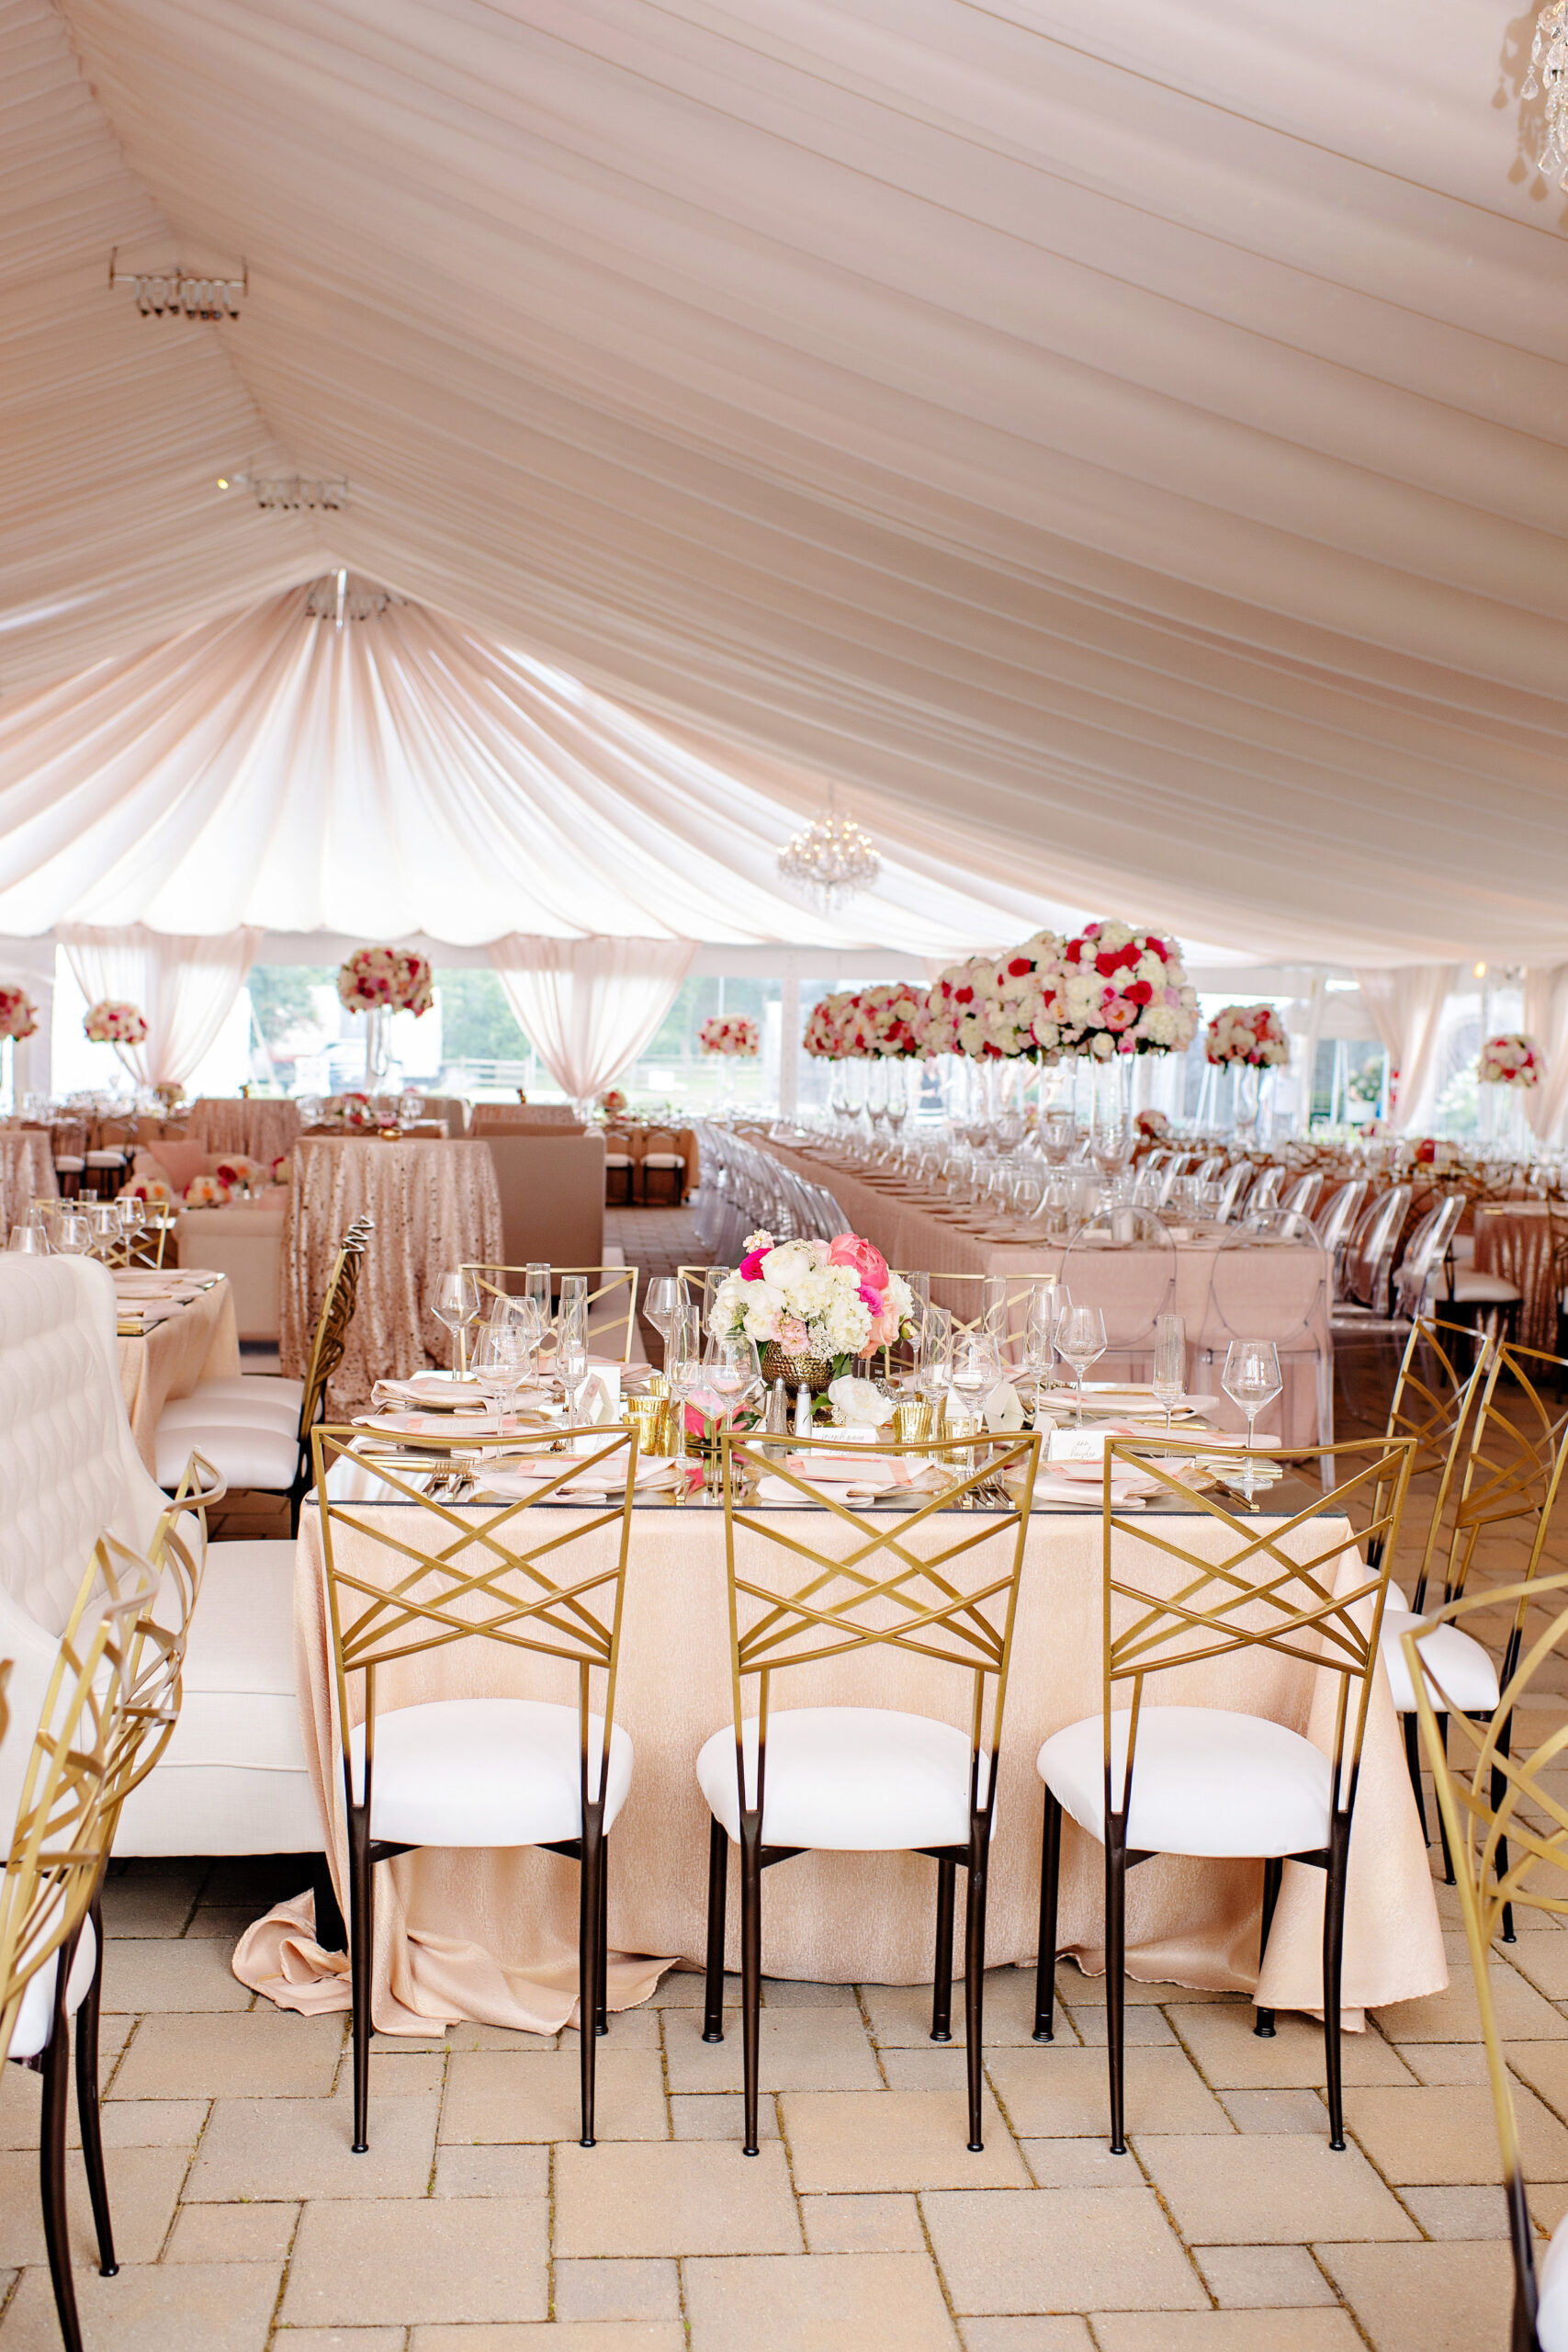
[1352,967,1457,1136]
[1524,969,1568,1145]
[489,935,695,1104]
[1,3,1565,965]
[59,924,262,1087]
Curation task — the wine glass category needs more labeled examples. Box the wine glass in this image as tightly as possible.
[949,1328,1003,1429]
[1222,1340,1282,1494]
[1055,1304,1107,1427]
[6,1224,50,1254]
[399,1090,425,1125]
[1152,1313,1186,1434]
[51,1210,92,1259]
[434,1268,480,1375]
[644,1274,679,1356]
[87,1203,121,1263]
[474,1322,532,1434]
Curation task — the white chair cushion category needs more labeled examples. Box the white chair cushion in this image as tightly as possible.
[1540,2209,1568,2351]
[347,1699,633,1848]
[190,1375,307,1412]
[1378,1609,1500,1715]
[159,1390,301,1434]
[642,1153,685,1168]
[1448,1269,1523,1304]
[696,1706,987,1851]
[154,1419,300,1492]
[1038,1705,1333,1860]
[604,1153,634,1168]
[1449,1234,1475,1266]
[85,1150,127,1168]
[7,1917,96,2063]
[52,1157,85,1172]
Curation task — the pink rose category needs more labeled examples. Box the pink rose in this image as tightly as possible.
[1102,998,1137,1031]
[829,1233,888,1289]
[858,1282,885,1317]
[739,1245,770,1281]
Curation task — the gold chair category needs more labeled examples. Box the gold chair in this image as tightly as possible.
[1407,1571,1568,2352]
[310,1423,638,2154]
[1033,1435,1416,2154]
[1,1549,156,2352]
[465,1262,640,1364]
[700,1427,1041,2156]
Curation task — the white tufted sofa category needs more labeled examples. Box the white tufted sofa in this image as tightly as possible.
[0,1257,322,1861]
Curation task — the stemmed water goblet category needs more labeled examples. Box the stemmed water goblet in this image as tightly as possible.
[473,1322,533,1435]
[1222,1340,1282,1497]
[1055,1304,1107,1427]
[434,1268,481,1376]
[1152,1313,1186,1435]
[644,1274,680,1362]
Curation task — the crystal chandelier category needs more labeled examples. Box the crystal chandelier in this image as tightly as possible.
[1524,2,1568,188]
[109,252,246,321]
[777,801,881,911]
[305,570,401,626]
[217,473,347,511]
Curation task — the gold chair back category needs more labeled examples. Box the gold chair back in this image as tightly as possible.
[1372,1316,1491,1596]
[1101,1437,1416,1818]
[1428,1341,1568,1670]
[297,1233,371,1443]
[310,1425,637,1814]
[1407,1571,1568,2352]
[464,1262,640,1363]
[716,1430,1041,1822]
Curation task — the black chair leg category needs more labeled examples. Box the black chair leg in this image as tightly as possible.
[739,1816,763,2157]
[347,1804,374,2154]
[964,1837,990,2153]
[596,1834,610,2037]
[578,1810,604,2146]
[75,1895,117,2275]
[1433,1713,1455,1883]
[310,1852,347,1954]
[1401,1710,1431,1844]
[1033,1791,1062,2042]
[1254,1857,1283,2040]
[1487,1712,1517,1944]
[931,1858,956,2042]
[1323,1817,1350,2150]
[1105,1822,1129,2155]
[39,1949,85,2352]
[703,1815,728,2042]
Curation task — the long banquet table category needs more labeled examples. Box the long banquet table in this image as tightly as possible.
[761,1136,1333,1447]
[280,1136,504,1409]
[232,1484,1444,2039]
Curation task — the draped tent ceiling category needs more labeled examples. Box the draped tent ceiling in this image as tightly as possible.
[2,0,1565,961]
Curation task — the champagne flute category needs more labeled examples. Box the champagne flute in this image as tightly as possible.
[916,1304,953,1412]
[1222,1339,1281,1495]
[434,1268,480,1375]
[1021,1281,1063,1408]
[525,1261,551,1325]
[1152,1312,1186,1434]
[1055,1304,1107,1428]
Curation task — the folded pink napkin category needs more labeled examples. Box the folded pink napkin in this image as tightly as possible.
[783,1453,946,1490]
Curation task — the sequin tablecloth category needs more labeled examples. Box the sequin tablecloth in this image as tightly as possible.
[1473,1202,1557,1351]
[186,1098,303,1166]
[280,1137,503,1409]
[0,1127,58,1239]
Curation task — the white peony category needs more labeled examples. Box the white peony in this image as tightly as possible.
[828,1375,893,1427]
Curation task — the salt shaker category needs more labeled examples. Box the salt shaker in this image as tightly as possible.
[794,1383,814,1439]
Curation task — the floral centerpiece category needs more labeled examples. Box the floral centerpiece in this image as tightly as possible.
[185,1174,230,1207]
[699,1014,760,1057]
[1058,923,1199,1057]
[214,1157,261,1196]
[336,946,434,1017]
[803,993,852,1058]
[1205,1004,1290,1068]
[1134,1108,1170,1140]
[0,987,39,1042]
[331,1091,378,1130]
[84,1000,148,1046]
[1479,1033,1541,1088]
[708,1229,917,1394]
[118,1174,172,1205]
[596,1088,628,1118]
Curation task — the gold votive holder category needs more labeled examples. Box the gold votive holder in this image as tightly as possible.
[893,1398,933,1463]
[625,1395,676,1458]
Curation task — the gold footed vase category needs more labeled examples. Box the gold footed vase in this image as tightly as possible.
[759,1343,836,1395]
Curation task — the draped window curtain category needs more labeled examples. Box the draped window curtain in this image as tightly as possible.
[1524,968,1568,1144]
[59,924,263,1088]
[488,935,695,1104]
[1352,966,1457,1135]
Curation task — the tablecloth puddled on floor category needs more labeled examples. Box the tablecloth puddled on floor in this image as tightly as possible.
[232,1496,1443,2038]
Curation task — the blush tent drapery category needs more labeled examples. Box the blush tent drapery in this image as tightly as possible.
[1351,967,1459,1136]
[488,936,696,1105]
[58,924,264,1088]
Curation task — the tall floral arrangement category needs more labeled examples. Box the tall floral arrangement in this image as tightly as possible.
[84,1000,148,1046]
[859,982,929,1057]
[926,958,1004,1057]
[803,993,852,1058]
[1058,923,1198,1058]
[699,1014,760,1057]
[1479,1033,1541,1088]
[336,946,434,1016]
[709,1230,916,1371]
[1205,1004,1290,1069]
[0,987,39,1042]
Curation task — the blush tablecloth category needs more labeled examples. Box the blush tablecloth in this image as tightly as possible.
[186,1097,303,1167]
[232,1497,1444,2039]
[1472,1202,1556,1351]
[0,1127,58,1239]
[281,1137,504,1410]
[762,1139,1333,1447]
[115,1275,242,1472]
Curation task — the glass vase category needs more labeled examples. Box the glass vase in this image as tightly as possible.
[364,1005,392,1085]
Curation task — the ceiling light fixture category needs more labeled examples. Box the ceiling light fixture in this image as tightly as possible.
[777,796,881,912]
[218,473,347,511]
[109,251,246,321]
[304,571,401,627]
[1523,2,1568,187]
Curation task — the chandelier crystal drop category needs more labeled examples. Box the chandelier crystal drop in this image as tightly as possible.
[777,806,881,911]
[1524,1,1568,188]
